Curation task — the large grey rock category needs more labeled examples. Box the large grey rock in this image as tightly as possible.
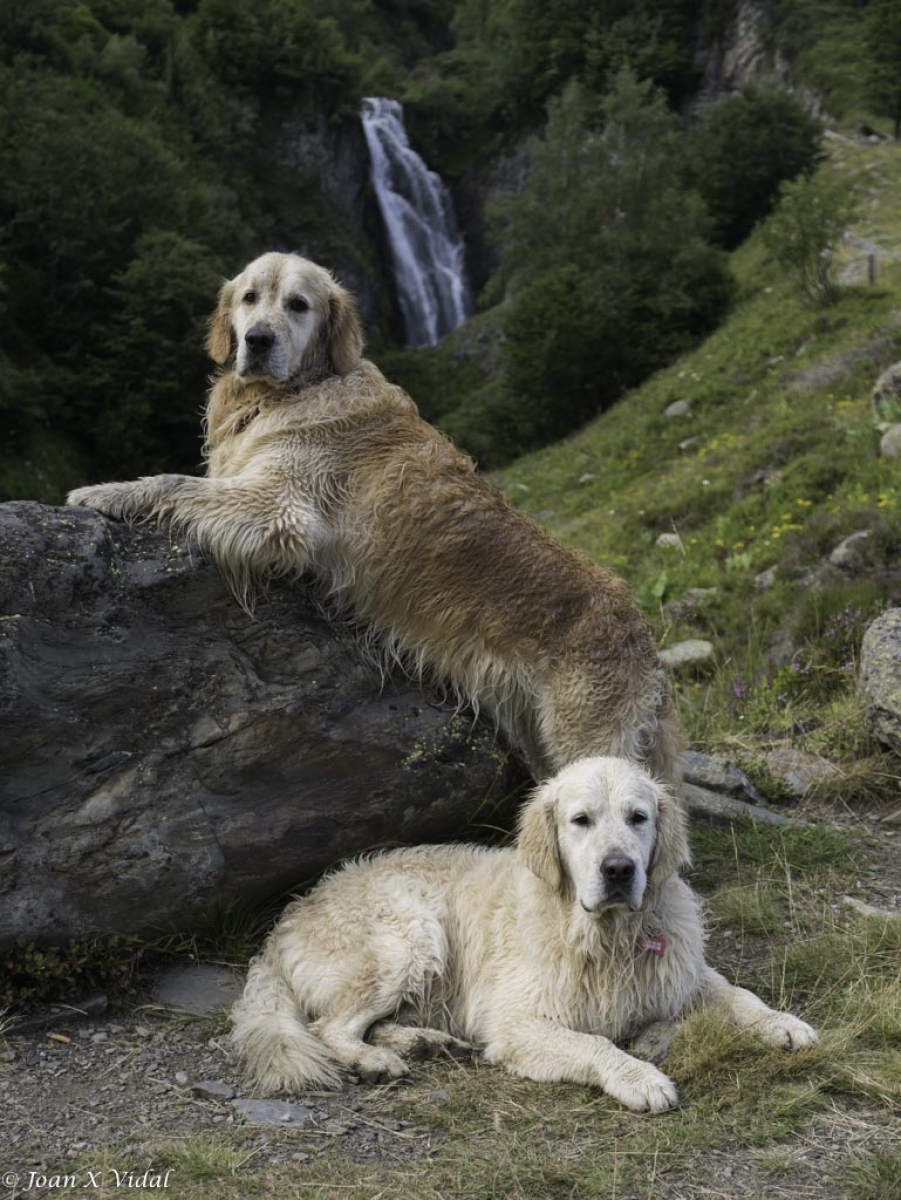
[860,608,901,757]
[278,112,387,335]
[0,502,526,952]
[682,783,793,828]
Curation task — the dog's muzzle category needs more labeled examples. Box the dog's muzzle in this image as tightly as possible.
[245,324,275,356]
[592,854,640,910]
[239,324,278,376]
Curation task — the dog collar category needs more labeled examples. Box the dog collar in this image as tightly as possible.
[638,935,667,956]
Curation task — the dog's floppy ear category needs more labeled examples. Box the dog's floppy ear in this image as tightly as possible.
[517,783,563,891]
[327,282,364,375]
[207,279,236,365]
[647,781,691,886]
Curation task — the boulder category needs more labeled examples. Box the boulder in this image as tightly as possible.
[763,747,838,798]
[860,608,901,757]
[879,424,901,459]
[663,400,691,419]
[682,750,763,806]
[0,503,526,953]
[659,639,715,671]
[871,360,901,428]
[828,529,872,569]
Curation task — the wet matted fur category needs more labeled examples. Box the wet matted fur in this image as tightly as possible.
[230,757,819,1112]
[68,251,680,780]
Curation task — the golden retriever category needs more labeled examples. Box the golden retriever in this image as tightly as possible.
[230,757,818,1111]
[67,252,680,782]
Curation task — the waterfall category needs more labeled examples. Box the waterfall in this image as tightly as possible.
[361,97,473,348]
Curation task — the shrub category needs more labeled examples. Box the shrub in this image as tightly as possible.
[761,171,859,304]
[690,86,824,249]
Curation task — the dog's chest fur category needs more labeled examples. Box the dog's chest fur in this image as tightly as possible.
[408,867,707,1046]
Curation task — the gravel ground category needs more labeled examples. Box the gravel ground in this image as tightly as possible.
[0,968,439,1198]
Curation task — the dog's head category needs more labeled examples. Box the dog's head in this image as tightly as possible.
[206,252,364,383]
[517,757,690,914]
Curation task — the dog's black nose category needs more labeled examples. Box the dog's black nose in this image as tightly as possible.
[245,325,275,354]
[601,856,635,886]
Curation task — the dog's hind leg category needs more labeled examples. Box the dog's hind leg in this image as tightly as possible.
[308,890,451,1082]
[311,1007,410,1083]
[536,661,682,788]
[370,1022,473,1061]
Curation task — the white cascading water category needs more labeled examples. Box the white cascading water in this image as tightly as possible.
[361,96,472,347]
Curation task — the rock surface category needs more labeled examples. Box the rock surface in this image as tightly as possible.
[828,529,872,569]
[763,747,839,798]
[682,783,793,828]
[860,608,901,757]
[879,424,901,459]
[0,502,526,953]
[659,639,715,670]
[152,965,244,1017]
[871,359,901,427]
[682,751,764,806]
[663,400,691,418]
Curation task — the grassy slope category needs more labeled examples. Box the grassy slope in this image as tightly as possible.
[496,136,901,769]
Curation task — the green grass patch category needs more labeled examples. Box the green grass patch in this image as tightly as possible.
[706,880,789,937]
[846,1144,901,1200]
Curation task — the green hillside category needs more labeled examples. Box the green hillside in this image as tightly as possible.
[496,134,901,791]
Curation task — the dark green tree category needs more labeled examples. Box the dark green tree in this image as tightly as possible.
[0,0,365,498]
[863,0,901,139]
[689,85,824,249]
[472,74,732,462]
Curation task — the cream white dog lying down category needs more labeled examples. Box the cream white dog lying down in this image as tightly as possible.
[231,758,818,1112]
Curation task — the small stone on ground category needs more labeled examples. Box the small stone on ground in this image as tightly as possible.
[152,964,244,1016]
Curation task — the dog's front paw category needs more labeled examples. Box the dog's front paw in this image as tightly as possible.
[67,483,141,520]
[604,1056,679,1113]
[752,1012,820,1051]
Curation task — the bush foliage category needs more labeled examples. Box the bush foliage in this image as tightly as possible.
[761,171,860,304]
[688,85,824,250]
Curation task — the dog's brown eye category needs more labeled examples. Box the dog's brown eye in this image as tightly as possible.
[629,811,649,826]
[288,296,309,313]
[571,813,591,827]
[242,290,257,304]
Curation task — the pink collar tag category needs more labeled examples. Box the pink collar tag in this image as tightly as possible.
[638,935,667,957]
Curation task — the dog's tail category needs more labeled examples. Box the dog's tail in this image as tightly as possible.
[231,957,342,1093]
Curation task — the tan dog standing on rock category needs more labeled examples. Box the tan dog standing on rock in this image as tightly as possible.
[68,251,681,783]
